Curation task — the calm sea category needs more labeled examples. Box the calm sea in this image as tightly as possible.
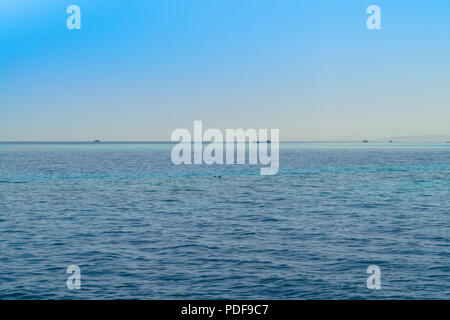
[0,142,449,299]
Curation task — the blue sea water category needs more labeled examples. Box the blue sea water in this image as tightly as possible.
[0,142,449,299]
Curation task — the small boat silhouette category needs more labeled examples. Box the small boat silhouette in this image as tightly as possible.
[93,139,101,143]
[362,140,369,143]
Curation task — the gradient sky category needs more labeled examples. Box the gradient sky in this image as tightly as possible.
[0,0,449,141]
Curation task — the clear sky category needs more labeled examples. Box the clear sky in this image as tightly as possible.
[0,0,449,141]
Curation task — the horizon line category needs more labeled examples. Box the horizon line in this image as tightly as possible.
[1,140,450,144]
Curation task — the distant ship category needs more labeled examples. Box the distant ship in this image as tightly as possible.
[362,140,369,143]
[93,139,101,143]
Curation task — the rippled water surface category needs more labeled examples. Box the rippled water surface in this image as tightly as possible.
[0,143,449,299]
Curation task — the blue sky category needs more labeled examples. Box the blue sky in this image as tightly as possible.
[0,0,449,141]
